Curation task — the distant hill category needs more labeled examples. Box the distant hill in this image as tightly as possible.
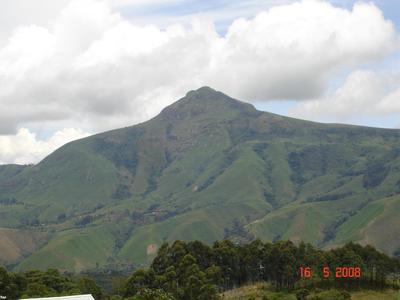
[0,87,400,272]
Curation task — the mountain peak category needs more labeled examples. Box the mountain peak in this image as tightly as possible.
[158,87,257,122]
[185,86,219,97]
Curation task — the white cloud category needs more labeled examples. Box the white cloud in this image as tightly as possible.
[0,128,90,165]
[109,0,184,7]
[208,0,398,100]
[289,70,400,121]
[378,85,400,113]
[0,0,398,163]
[0,26,55,80]
[0,0,70,48]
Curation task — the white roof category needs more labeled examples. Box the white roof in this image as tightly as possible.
[22,295,94,300]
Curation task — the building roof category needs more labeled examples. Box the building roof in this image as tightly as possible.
[21,295,94,300]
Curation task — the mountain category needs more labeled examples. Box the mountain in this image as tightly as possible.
[1,87,400,272]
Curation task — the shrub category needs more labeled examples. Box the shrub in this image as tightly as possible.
[296,288,310,300]
[309,289,350,300]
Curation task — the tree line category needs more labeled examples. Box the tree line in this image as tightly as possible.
[123,240,400,299]
[1,240,399,300]
[0,268,102,299]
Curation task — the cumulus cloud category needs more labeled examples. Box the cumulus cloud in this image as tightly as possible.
[209,0,398,100]
[289,70,400,122]
[0,128,90,164]
[0,0,70,48]
[0,0,398,163]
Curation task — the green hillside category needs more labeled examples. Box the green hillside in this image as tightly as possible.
[0,87,400,271]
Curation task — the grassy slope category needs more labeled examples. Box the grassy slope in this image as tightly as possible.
[0,140,120,229]
[118,208,223,266]
[0,228,48,266]
[221,283,399,300]
[15,224,118,272]
[0,164,28,182]
[0,87,400,271]
[331,195,400,254]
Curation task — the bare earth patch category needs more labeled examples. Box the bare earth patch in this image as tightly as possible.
[0,228,47,265]
[147,243,158,255]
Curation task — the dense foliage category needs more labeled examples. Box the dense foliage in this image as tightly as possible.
[1,240,399,299]
[0,268,102,300]
[122,240,400,299]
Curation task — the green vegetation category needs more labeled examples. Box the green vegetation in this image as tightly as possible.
[222,284,400,300]
[0,267,103,299]
[0,87,400,271]
[1,240,399,300]
[223,284,350,300]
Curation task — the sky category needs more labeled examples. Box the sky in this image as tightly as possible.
[0,0,399,164]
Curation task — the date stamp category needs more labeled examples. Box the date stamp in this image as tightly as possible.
[300,266,361,278]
